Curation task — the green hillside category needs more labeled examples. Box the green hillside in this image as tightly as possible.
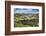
[14,14,39,27]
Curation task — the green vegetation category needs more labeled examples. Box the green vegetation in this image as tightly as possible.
[14,23,32,27]
[14,14,39,27]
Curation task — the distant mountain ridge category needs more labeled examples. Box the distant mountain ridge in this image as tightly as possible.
[14,13,39,16]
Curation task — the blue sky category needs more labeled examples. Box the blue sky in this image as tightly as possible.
[14,8,39,14]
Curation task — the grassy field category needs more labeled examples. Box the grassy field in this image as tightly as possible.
[14,23,39,27]
[14,23,32,27]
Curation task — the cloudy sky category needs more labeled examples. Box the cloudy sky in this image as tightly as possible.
[14,8,39,14]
